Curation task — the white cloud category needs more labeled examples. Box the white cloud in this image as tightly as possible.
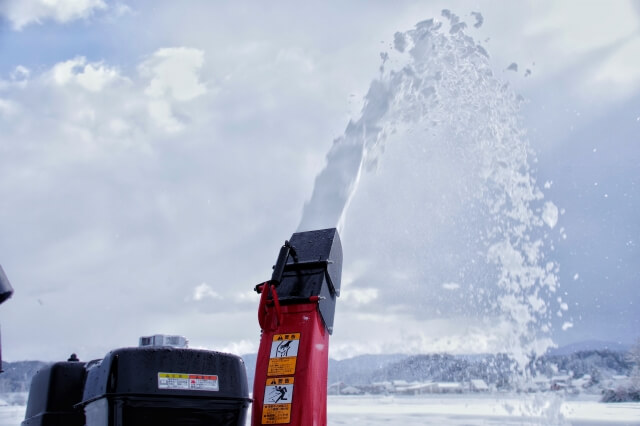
[10,65,30,82]
[275,48,315,73]
[523,1,638,55]
[330,311,555,360]
[524,1,640,101]
[0,49,209,160]
[1,0,107,30]
[0,98,20,117]
[49,57,122,92]
[586,37,640,97]
[111,2,133,18]
[192,283,222,301]
[147,99,184,133]
[140,48,206,102]
[341,287,378,306]
[466,0,640,105]
[234,290,260,304]
[0,66,30,90]
[218,339,257,356]
[108,117,130,136]
[138,47,207,131]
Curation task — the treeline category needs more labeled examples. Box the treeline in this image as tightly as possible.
[0,350,634,394]
[0,361,50,393]
[534,350,631,383]
[328,350,634,387]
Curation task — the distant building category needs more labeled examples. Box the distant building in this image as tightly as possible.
[340,386,362,395]
[328,381,346,395]
[572,374,593,389]
[532,376,551,392]
[395,382,435,395]
[403,382,464,394]
[604,375,631,390]
[551,375,572,391]
[359,381,394,394]
[391,379,409,388]
[470,379,489,392]
[434,382,463,394]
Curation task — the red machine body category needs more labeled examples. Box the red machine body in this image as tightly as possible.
[251,229,342,426]
[252,301,329,425]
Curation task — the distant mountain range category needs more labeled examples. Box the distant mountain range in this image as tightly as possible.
[0,360,48,393]
[326,350,632,388]
[1,340,634,396]
[545,340,631,356]
[244,340,633,389]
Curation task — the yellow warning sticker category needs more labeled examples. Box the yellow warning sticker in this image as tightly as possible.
[268,357,297,376]
[262,377,294,424]
[272,333,301,342]
[268,333,300,376]
[262,404,291,424]
[266,377,295,386]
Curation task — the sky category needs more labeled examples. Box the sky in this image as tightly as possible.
[0,0,638,362]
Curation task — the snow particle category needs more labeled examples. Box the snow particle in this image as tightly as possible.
[542,201,559,229]
[470,11,484,28]
[442,282,460,291]
[394,31,407,52]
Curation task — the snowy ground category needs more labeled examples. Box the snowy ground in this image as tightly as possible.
[327,394,640,425]
[2,394,638,425]
[0,406,24,426]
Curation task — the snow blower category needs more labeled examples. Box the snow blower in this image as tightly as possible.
[20,228,342,426]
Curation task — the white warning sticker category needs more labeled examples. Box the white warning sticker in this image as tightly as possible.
[269,333,300,358]
[263,377,294,404]
[158,373,219,391]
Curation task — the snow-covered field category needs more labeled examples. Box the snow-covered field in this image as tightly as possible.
[2,394,638,425]
[0,406,24,426]
[327,394,640,425]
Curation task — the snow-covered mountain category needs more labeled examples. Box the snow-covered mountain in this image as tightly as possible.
[2,343,634,395]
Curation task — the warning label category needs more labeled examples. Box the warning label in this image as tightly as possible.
[268,333,300,376]
[158,373,219,391]
[262,377,294,424]
[262,404,291,424]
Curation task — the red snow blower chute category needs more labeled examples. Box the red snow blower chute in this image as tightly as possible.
[253,228,342,425]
